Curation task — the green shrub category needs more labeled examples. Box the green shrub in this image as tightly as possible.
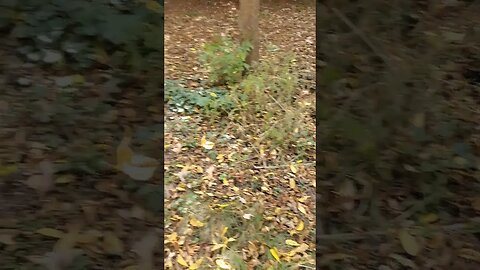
[199,36,252,86]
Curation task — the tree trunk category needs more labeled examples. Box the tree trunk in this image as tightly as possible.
[239,0,260,66]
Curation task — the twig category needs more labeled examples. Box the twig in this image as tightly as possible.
[329,7,392,68]
[267,92,286,112]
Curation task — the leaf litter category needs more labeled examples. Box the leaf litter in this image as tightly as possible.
[165,0,316,268]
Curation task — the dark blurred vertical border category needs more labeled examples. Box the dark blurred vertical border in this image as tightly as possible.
[0,0,165,268]
[315,1,323,267]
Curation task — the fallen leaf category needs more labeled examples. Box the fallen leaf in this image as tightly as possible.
[189,217,204,228]
[285,239,300,246]
[399,229,421,256]
[338,180,356,210]
[188,258,203,270]
[200,135,215,150]
[458,248,480,263]
[297,203,307,215]
[36,228,65,238]
[0,230,17,245]
[269,247,281,262]
[289,164,298,174]
[103,231,124,255]
[289,178,296,189]
[132,230,158,259]
[55,174,76,184]
[0,164,17,176]
[215,258,231,269]
[25,160,55,196]
[28,249,83,270]
[177,254,189,267]
[145,0,162,13]
[296,220,304,231]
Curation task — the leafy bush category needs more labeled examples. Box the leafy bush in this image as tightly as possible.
[165,80,235,115]
[227,48,311,147]
[199,36,252,86]
[1,0,163,72]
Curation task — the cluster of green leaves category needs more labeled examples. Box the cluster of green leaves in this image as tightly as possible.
[0,0,163,72]
[199,36,252,86]
[165,80,235,115]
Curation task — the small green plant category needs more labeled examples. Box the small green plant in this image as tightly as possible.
[199,36,252,86]
[165,80,236,115]
[227,49,308,147]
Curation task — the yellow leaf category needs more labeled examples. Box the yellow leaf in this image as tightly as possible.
[177,254,189,267]
[189,217,204,228]
[166,232,178,244]
[270,247,281,262]
[399,229,421,256]
[297,203,307,215]
[289,179,296,189]
[298,196,309,203]
[189,258,204,270]
[200,135,215,150]
[215,259,231,269]
[211,243,225,251]
[296,220,304,231]
[289,164,298,174]
[36,228,64,238]
[285,239,300,246]
[221,226,228,237]
[145,0,162,13]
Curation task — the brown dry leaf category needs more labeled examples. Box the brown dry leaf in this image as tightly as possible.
[103,231,124,255]
[338,180,356,210]
[25,159,55,196]
[471,198,480,211]
[0,229,18,245]
[189,217,204,228]
[176,254,189,267]
[399,229,421,256]
[28,249,83,270]
[132,230,158,269]
[458,248,480,263]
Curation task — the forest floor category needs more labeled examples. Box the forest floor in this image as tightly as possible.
[317,1,480,270]
[0,1,164,269]
[164,0,316,269]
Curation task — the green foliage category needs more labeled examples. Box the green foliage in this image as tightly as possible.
[199,36,252,86]
[2,0,163,72]
[165,80,236,115]
[227,49,309,147]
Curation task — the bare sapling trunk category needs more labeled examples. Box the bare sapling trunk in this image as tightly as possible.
[239,0,260,67]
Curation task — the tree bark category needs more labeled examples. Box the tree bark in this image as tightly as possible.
[239,0,260,66]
